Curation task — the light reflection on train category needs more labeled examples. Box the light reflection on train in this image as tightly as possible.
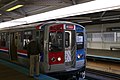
[0,21,86,79]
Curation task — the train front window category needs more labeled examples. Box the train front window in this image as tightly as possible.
[76,32,84,49]
[49,32,63,52]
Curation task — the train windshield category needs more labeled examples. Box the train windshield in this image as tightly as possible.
[49,32,63,52]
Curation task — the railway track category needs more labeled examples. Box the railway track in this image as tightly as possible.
[86,55,120,75]
[86,54,120,63]
[85,55,120,80]
[86,68,120,80]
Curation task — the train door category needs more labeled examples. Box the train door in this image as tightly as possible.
[43,24,65,72]
[9,32,18,61]
[65,30,76,68]
[49,25,64,61]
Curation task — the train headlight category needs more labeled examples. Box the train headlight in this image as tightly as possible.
[57,57,61,61]
[77,54,81,59]
[51,57,56,62]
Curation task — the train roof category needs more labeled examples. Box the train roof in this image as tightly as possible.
[0,21,84,32]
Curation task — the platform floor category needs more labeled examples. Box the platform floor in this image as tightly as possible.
[0,63,34,80]
[0,59,58,80]
[87,48,120,58]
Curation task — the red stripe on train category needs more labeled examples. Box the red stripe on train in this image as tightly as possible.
[0,47,27,54]
[17,50,28,54]
[0,47,8,50]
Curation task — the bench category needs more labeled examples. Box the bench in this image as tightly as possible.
[110,46,120,51]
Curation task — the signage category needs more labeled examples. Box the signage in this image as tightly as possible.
[106,27,120,31]
[65,24,75,30]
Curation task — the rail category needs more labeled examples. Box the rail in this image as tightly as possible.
[86,68,120,80]
[110,46,120,50]
[86,54,120,62]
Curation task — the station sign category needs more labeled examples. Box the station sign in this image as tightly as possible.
[106,27,120,31]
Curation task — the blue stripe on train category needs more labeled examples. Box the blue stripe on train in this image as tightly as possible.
[0,50,8,54]
[18,54,28,58]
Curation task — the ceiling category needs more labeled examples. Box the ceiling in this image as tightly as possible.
[58,9,120,25]
[0,0,93,21]
[0,0,120,25]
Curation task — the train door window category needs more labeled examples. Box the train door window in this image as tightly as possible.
[19,31,24,49]
[1,32,6,47]
[49,32,63,52]
[40,31,44,51]
[36,30,40,43]
[6,33,9,47]
[15,32,23,49]
[0,33,1,40]
[36,31,39,37]
[15,32,18,49]
[76,32,84,49]
[65,32,70,48]
[0,33,1,47]
[23,31,33,49]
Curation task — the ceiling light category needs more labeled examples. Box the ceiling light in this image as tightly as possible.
[6,5,23,12]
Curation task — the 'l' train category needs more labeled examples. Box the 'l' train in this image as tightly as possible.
[0,21,86,80]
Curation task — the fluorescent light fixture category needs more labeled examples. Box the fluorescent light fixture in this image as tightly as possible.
[6,5,23,12]
[0,0,120,28]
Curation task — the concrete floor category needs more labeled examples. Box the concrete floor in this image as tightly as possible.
[0,63,34,80]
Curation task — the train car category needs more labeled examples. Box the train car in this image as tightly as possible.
[0,21,86,79]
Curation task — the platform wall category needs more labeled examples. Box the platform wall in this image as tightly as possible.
[85,22,120,50]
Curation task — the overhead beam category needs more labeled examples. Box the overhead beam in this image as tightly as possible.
[71,0,77,5]
[0,0,120,28]
[24,0,72,6]
[81,18,120,25]
[0,0,18,9]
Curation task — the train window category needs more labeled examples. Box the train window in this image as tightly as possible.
[76,32,84,49]
[49,32,63,52]
[65,32,70,48]
[23,31,33,49]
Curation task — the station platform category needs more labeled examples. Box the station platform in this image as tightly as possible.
[0,62,34,80]
[0,59,57,80]
[87,48,120,61]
